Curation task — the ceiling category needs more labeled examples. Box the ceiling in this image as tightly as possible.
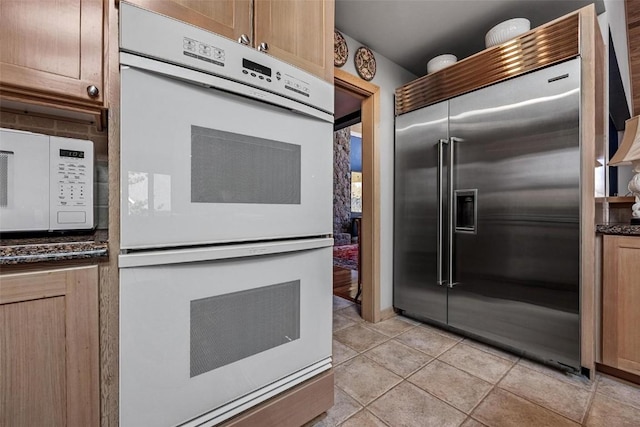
[335,0,605,77]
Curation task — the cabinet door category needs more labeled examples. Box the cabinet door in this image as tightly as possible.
[0,0,104,105]
[254,0,334,82]
[602,235,640,376]
[128,0,252,42]
[0,266,99,427]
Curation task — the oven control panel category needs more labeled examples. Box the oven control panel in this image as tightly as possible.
[176,33,316,100]
[182,37,225,67]
[120,2,331,114]
[241,58,312,98]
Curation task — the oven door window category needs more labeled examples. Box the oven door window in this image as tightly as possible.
[190,280,300,377]
[191,126,301,205]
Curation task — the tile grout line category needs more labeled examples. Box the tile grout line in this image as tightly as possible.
[464,354,520,418]
[454,339,519,364]
[433,354,506,387]
[580,377,599,426]
[400,354,438,380]
[494,364,595,424]
[402,374,480,419]
[360,379,410,424]
[498,388,584,426]
[592,374,640,411]
[338,407,392,427]
[334,351,404,407]
[333,326,393,354]
[517,359,595,391]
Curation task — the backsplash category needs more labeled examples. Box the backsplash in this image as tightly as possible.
[0,111,109,229]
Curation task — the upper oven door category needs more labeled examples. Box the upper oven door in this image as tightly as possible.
[120,65,332,249]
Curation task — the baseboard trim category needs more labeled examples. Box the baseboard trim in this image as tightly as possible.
[379,307,396,322]
[219,369,334,427]
[596,363,640,385]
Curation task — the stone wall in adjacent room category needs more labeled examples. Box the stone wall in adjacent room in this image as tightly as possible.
[333,127,351,239]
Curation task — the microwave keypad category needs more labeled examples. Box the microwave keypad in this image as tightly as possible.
[57,162,88,207]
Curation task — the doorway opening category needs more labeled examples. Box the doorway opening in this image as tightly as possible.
[332,120,362,303]
[333,69,381,323]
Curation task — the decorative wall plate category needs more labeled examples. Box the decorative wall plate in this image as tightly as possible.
[334,30,348,67]
[354,46,376,81]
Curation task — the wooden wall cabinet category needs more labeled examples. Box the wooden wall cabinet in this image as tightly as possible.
[126,0,334,82]
[0,0,105,112]
[602,235,640,376]
[0,266,100,427]
[253,0,334,82]
[128,0,252,43]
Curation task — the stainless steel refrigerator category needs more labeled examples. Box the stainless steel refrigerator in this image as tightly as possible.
[394,58,582,371]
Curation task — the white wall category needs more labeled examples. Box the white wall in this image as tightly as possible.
[336,30,417,312]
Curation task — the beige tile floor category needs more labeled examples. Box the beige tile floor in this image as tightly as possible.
[306,296,640,427]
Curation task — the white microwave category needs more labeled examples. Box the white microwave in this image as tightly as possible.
[0,128,94,232]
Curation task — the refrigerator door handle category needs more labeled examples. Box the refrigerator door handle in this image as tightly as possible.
[448,137,461,288]
[437,138,448,286]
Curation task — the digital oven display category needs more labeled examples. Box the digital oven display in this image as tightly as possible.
[243,59,272,77]
[59,149,85,159]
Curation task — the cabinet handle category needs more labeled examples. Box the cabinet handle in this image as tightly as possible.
[238,34,251,45]
[258,42,269,53]
[87,85,100,98]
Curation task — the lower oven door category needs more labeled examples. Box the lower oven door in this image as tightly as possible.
[119,238,333,427]
[120,64,333,250]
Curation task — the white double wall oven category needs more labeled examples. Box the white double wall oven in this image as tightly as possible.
[118,3,334,426]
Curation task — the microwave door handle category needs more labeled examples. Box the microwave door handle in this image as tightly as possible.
[0,150,13,208]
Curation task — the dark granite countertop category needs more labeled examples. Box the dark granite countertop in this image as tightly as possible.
[596,224,640,236]
[0,230,108,265]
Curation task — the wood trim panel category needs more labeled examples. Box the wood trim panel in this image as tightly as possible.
[0,87,105,114]
[101,0,122,424]
[602,235,640,376]
[601,235,619,365]
[578,4,603,378]
[396,13,579,115]
[334,69,381,323]
[0,265,99,426]
[597,363,640,386]
[220,370,334,427]
[126,0,252,43]
[81,0,105,98]
[626,0,640,115]
[0,297,67,426]
[595,234,603,363]
[0,257,104,275]
[0,269,67,304]
[379,307,397,322]
[65,266,100,427]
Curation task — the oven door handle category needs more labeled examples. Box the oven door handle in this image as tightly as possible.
[119,237,333,268]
